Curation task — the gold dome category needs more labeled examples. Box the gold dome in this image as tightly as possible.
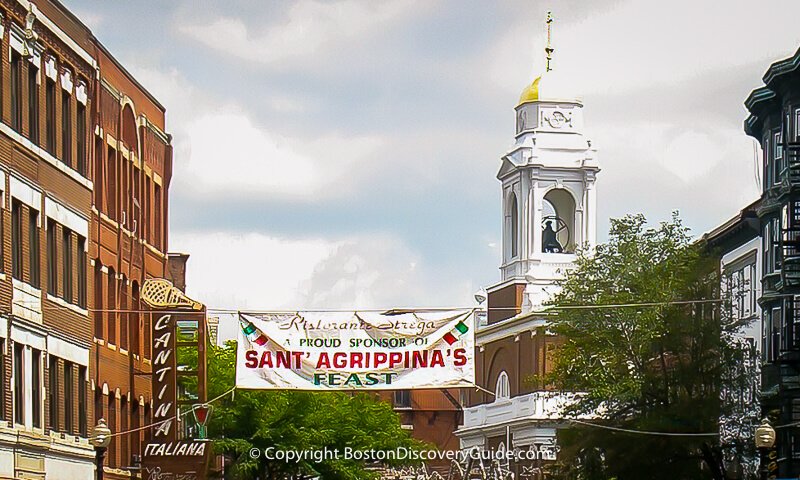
[518,76,542,105]
[516,71,580,106]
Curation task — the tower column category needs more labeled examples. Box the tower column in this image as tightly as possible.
[532,181,543,256]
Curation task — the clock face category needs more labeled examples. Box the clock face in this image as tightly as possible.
[548,111,567,128]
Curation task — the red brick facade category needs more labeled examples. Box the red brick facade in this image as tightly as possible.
[0,1,171,478]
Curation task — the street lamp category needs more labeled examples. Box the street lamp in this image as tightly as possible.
[755,418,776,480]
[90,418,113,480]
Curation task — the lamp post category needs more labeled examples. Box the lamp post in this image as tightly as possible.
[90,418,112,480]
[755,418,776,480]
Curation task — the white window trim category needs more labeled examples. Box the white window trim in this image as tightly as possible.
[10,324,46,350]
[45,197,89,238]
[10,175,42,211]
[47,335,89,366]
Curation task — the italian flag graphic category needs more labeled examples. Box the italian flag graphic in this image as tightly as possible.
[442,320,469,345]
[240,318,269,346]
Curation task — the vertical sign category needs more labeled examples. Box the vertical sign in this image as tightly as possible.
[152,313,177,440]
[143,312,209,479]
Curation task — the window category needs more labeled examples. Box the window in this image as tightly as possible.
[495,371,510,400]
[765,220,781,275]
[120,275,128,350]
[76,103,86,175]
[796,108,800,140]
[393,390,411,409]
[28,64,39,144]
[108,146,117,220]
[774,219,782,271]
[775,132,783,183]
[13,343,24,424]
[77,236,86,308]
[509,193,518,258]
[49,355,58,430]
[12,200,22,280]
[108,267,116,345]
[764,136,772,188]
[64,361,73,433]
[32,348,41,428]
[94,137,103,207]
[94,262,103,339]
[78,366,86,436]
[47,220,57,295]
[62,227,72,302]
[108,397,117,467]
[131,282,140,356]
[29,208,39,287]
[10,52,21,131]
[155,184,162,249]
[61,91,71,166]
[728,261,757,320]
[46,78,55,155]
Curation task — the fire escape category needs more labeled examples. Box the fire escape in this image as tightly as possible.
[764,137,800,470]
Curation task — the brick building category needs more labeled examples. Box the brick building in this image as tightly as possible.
[0,1,173,478]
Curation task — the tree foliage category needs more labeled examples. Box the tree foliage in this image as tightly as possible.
[544,213,759,480]
[207,341,425,480]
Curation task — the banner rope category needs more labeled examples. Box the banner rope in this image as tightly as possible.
[104,386,237,438]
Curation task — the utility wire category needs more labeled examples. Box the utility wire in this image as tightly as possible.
[106,386,236,438]
[567,418,720,437]
[20,298,724,315]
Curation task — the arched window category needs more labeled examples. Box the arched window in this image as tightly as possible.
[495,371,510,400]
[542,188,576,253]
[510,194,519,258]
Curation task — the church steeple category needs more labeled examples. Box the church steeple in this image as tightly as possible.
[488,12,600,316]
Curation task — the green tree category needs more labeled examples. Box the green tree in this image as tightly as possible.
[207,341,425,480]
[544,213,758,480]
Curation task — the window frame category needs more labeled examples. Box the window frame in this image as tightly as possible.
[61,90,72,166]
[64,361,73,433]
[28,208,40,287]
[9,51,22,131]
[495,370,510,401]
[47,219,57,295]
[775,131,784,184]
[62,227,72,303]
[78,365,86,436]
[13,343,24,425]
[45,78,56,155]
[77,236,86,308]
[49,355,58,431]
[28,63,39,144]
[11,200,22,280]
[32,348,41,429]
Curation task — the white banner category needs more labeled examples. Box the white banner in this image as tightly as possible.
[236,310,475,390]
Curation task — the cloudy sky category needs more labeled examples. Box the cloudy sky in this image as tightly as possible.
[63,0,800,312]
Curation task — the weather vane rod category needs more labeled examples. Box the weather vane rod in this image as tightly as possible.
[545,11,554,72]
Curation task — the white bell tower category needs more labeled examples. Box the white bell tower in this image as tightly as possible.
[489,13,600,318]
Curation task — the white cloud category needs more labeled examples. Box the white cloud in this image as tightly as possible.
[299,235,473,309]
[171,231,473,313]
[171,231,336,311]
[124,65,384,200]
[486,0,800,99]
[179,111,382,198]
[179,0,419,65]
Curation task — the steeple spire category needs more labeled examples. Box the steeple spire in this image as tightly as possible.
[545,11,554,72]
